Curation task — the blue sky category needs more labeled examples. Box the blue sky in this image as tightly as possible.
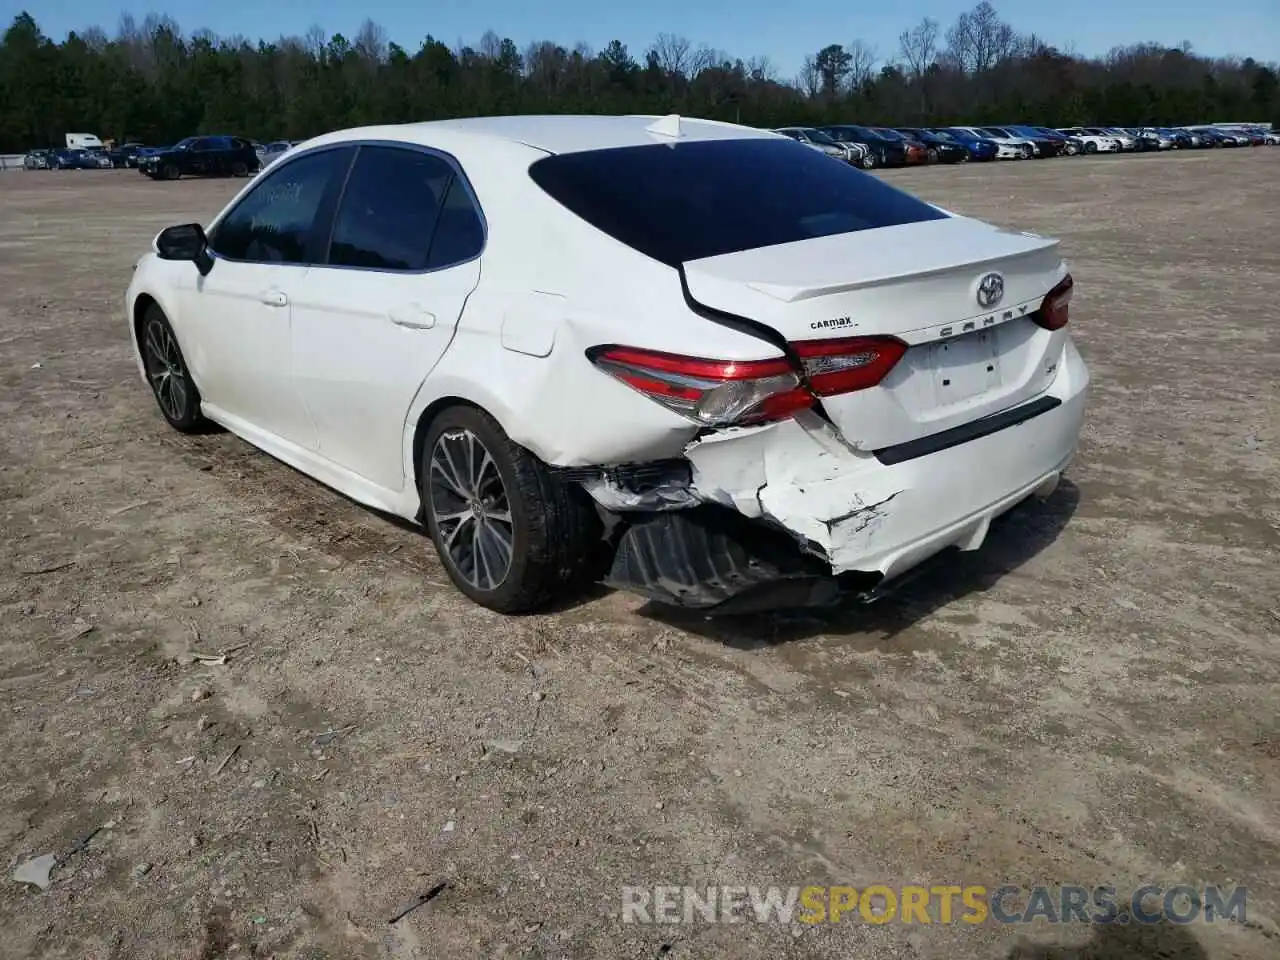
[12,0,1279,77]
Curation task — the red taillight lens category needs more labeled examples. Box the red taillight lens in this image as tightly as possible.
[1035,274,1073,331]
[792,336,907,396]
[588,345,813,426]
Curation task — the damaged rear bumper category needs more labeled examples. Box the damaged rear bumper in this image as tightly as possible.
[592,341,1089,612]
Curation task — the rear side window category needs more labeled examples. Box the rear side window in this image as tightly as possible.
[328,146,453,271]
[528,138,947,266]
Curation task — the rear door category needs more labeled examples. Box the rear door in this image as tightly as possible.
[289,144,485,492]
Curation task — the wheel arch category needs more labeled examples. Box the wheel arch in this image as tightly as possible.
[410,395,487,522]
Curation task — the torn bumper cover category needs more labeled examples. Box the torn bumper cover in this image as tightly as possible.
[600,356,1088,612]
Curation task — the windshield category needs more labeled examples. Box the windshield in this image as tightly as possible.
[874,128,906,141]
[829,125,881,141]
[929,130,957,141]
[172,137,197,150]
[802,129,838,146]
[528,138,948,267]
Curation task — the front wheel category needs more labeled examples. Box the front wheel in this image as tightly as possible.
[139,305,206,432]
[421,406,603,613]
[1084,141,1097,154]
[162,163,180,180]
[859,151,878,169]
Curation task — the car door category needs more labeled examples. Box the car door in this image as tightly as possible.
[175,144,356,446]
[289,143,485,492]
[188,137,217,175]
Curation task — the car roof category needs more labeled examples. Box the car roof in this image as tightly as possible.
[302,115,776,157]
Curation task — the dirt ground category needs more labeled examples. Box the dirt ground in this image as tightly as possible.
[0,150,1277,960]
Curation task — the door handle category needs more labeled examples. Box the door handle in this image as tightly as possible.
[259,289,288,307]
[389,307,436,330]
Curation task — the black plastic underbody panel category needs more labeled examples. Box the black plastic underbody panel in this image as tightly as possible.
[604,506,851,613]
[872,395,1062,466]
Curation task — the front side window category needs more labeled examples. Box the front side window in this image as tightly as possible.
[529,138,947,267]
[327,146,454,271]
[209,147,352,264]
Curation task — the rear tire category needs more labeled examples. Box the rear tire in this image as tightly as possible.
[231,160,248,177]
[420,406,603,614]
[139,304,206,433]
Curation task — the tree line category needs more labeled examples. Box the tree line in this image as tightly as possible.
[1,3,1276,153]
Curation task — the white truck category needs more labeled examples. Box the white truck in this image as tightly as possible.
[65,133,104,149]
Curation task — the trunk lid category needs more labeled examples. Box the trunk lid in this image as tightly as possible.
[682,216,1069,450]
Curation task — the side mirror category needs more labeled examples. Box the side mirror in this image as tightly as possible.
[156,223,214,276]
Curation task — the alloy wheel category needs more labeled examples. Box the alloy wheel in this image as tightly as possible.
[428,428,515,592]
[143,319,190,422]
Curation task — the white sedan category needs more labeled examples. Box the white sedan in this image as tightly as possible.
[1057,128,1122,153]
[126,115,1090,614]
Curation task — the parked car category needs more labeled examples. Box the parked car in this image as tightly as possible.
[107,142,150,168]
[869,128,931,164]
[820,125,910,167]
[895,128,969,163]
[942,127,1026,160]
[125,115,1089,615]
[773,127,867,166]
[975,126,1047,158]
[139,135,261,180]
[23,148,53,170]
[1006,125,1072,156]
[1154,127,1195,148]
[1133,128,1176,150]
[926,128,1000,161]
[51,147,113,170]
[259,140,298,167]
[1191,127,1237,147]
[1086,127,1137,151]
[1056,128,1122,154]
[1021,127,1083,155]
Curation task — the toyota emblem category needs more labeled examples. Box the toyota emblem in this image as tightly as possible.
[976,272,1004,308]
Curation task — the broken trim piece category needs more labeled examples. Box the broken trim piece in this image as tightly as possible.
[873,395,1062,466]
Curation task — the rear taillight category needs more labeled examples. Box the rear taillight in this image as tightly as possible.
[1035,274,1074,331]
[587,345,813,426]
[588,335,907,427]
[792,336,907,396]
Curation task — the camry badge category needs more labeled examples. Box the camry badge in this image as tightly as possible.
[976,272,1005,309]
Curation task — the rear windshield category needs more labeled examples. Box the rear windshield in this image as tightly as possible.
[527,138,947,266]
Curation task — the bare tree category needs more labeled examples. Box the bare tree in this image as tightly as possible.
[747,55,776,83]
[798,54,821,98]
[80,26,108,52]
[650,32,692,76]
[946,1,1018,74]
[353,19,388,63]
[304,25,327,60]
[899,18,939,80]
[478,29,503,60]
[846,39,878,89]
[690,44,724,76]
